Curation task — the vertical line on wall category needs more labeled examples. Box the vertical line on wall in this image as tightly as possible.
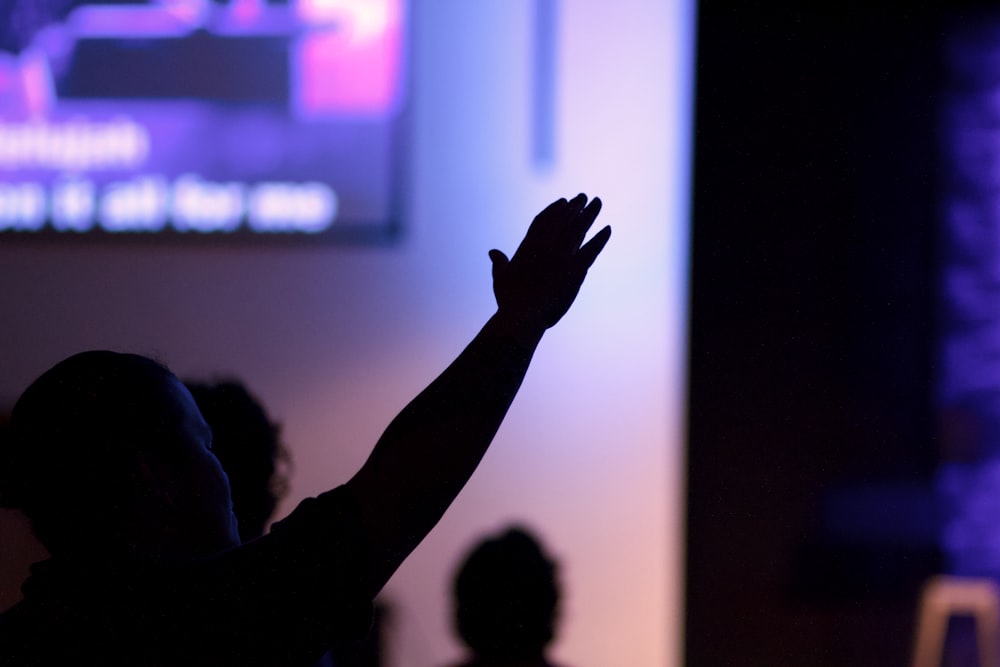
[532,0,557,169]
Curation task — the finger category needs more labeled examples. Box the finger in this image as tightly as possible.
[532,197,571,226]
[534,197,569,226]
[525,197,570,246]
[567,192,587,214]
[576,225,611,269]
[567,196,602,248]
[542,197,569,215]
[538,193,588,250]
[536,194,583,222]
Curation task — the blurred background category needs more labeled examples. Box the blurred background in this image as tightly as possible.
[0,1,688,666]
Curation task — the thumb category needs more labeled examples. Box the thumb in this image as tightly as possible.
[488,249,509,280]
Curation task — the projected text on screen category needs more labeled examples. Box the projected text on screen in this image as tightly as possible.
[0,0,406,241]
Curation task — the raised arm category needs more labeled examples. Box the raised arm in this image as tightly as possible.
[345,194,610,593]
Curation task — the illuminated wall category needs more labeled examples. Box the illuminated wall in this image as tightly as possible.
[0,2,693,665]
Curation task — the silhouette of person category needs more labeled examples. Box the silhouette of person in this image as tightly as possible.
[449,526,567,667]
[0,194,610,665]
[183,380,290,543]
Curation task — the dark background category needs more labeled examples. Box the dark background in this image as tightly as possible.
[686,4,958,664]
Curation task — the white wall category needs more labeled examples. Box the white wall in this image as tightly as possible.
[0,2,693,665]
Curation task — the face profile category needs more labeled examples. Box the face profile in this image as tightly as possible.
[1,350,239,560]
[159,375,241,551]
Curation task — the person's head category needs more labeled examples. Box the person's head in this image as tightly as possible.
[452,525,561,662]
[0,350,239,561]
[184,379,289,542]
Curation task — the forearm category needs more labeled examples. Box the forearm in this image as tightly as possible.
[346,311,544,593]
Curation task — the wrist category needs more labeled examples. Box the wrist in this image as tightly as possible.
[488,309,546,350]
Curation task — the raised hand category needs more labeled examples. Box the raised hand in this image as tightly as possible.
[489,194,611,336]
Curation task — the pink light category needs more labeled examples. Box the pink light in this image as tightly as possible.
[20,53,54,119]
[293,0,404,118]
[229,0,265,26]
[297,0,399,35]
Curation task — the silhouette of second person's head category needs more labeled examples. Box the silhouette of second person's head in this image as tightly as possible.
[452,526,563,667]
[0,350,239,562]
[185,379,290,542]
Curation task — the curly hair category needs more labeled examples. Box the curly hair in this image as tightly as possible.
[185,380,290,542]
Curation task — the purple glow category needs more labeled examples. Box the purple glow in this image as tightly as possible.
[939,16,1000,578]
[69,2,204,38]
[5,0,403,120]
